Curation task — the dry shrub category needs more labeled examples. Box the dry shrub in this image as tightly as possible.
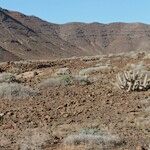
[37,66,93,88]
[0,83,39,100]
[140,97,150,104]
[125,62,149,73]
[135,116,150,132]
[63,133,120,146]
[79,66,112,76]
[80,55,104,62]
[38,75,74,87]
[0,73,16,83]
[63,129,122,149]
[38,75,91,88]
[53,123,123,150]
[18,128,50,150]
[143,53,150,59]
[58,145,86,150]
[55,68,71,76]
[73,75,91,85]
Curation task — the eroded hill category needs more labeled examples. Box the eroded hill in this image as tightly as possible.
[0,8,150,61]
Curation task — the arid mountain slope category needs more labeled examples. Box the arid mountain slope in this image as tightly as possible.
[0,46,20,61]
[0,8,150,61]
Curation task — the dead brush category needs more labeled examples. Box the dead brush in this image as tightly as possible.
[116,70,150,92]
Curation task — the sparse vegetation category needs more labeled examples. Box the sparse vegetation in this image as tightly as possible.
[79,66,112,76]
[128,62,147,71]
[0,83,39,100]
[0,73,17,83]
[116,70,150,91]
[73,75,91,85]
[55,67,71,76]
[63,128,122,149]
[143,53,150,59]
[38,74,91,88]
[0,54,149,149]
[18,128,49,150]
[37,67,73,87]
[38,75,74,87]
[80,55,104,62]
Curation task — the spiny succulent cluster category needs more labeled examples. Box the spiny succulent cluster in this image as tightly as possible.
[116,71,150,92]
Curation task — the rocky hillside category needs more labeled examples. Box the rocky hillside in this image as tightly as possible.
[0,8,150,61]
[0,51,149,149]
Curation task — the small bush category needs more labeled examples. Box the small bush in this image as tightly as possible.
[38,75,74,87]
[73,75,91,85]
[38,75,91,88]
[63,129,122,148]
[0,83,38,100]
[143,53,150,59]
[64,134,119,145]
[55,68,71,76]
[130,62,147,71]
[18,128,49,150]
[79,66,112,76]
[0,73,16,83]
[80,55,105,62]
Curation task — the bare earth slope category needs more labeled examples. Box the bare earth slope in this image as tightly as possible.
[0,8,150,61]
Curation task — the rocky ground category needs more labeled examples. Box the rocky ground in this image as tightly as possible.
[0,52,150,150]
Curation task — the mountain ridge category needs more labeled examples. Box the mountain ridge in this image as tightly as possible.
[0,8,150,61]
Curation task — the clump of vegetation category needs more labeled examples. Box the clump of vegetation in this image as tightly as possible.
[0,73,17,83]
[38,75,74,87]
[79,66,112,76]
[0,83,39,100]
[37,65,93,88]
[116,70,150,92]
[129,62,147,71]
[18,128,49,150]
[143,53,150,59]
[73,75,91,85]
[55,67,71,76]
[38,72,91,88]
[80,55,104,62]
[63,128,122,149]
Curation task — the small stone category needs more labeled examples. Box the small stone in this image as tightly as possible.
[136,145,145,150]
[33,71,38,76]
[63,113,69,118]
[0,113,4,117]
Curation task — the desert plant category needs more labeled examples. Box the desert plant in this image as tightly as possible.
[0,83,39,100]
[128,62,147,71]
[38,74,92,88]
[80,55,104,62]
[55,67,71,76]
[73,75,91,85]
[18,128,49,150]
[79,66,112,76]
[0,73,16,83]
[60,75,74,85]
[116,70,150,92]
[63,128,121,148]
[143,53,150,59]
[38,75,74,87]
